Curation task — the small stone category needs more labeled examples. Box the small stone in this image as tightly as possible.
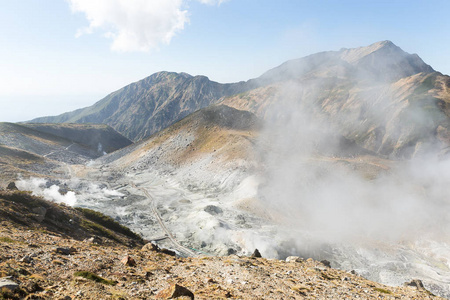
[321,260,331,268]
[24,281,43,293]
[251,249,262,258]
[85,236,102,244]
[155,283,194,299]
[6,182,18,190]
[21,255,33,263]
[121,255,137,267]
[160,248,176,257]
[205,277,215,283]
[286,256,303,263]
[0,277,19,292]
[404,279,425,289]
[227,248,237,255]
[204,205,223,215]
[142,242,159,252]
[55,247,76,255]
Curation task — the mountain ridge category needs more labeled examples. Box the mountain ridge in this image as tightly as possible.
[28,41,449,160]
[30,71,255,141]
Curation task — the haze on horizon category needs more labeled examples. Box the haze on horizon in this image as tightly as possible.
[1,0,449,122]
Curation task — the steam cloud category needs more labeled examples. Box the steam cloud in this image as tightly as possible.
[258,80,450,246]
[16,178,77,206]
[68,0,227,52]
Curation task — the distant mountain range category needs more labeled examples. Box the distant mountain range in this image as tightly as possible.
[29,41,450,159]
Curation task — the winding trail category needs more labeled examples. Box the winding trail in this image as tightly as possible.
[131,182,197,257]
[43,143,75,158]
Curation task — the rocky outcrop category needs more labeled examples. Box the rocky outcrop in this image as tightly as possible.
[156,284,194,299]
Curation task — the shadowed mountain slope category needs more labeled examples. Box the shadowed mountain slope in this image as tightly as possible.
[24,123,132,154]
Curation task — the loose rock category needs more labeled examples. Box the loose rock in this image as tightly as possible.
[0,277,19,292]
[286,256,303,263]
[55,247,76,255]
[251,249,262,258]
[404,279,425,289]
[121,255,137,267]
[156,283,194,299]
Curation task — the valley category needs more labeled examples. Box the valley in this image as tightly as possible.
[2,41,450,298]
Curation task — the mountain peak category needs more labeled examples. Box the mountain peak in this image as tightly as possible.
[339,40,434,80]
[339,40,400,64]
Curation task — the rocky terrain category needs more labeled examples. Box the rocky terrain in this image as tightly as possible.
[0,190,442,299]
[2,41,450,298]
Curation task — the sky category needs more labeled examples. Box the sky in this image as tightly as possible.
[1,0,449,122]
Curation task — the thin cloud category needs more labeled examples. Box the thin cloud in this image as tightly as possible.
[197,0,229,4]
[68,0,228,52]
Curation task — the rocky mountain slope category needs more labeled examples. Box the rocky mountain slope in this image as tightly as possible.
[223,41,450,159]
[0,123,131,186]
[30,72,253,141]
[0,190,441,299]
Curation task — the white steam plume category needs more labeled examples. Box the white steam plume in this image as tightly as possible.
[15,178,77,206]
[258,81,450,244]
[68,0,227,52]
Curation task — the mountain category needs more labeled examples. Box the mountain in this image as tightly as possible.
[254,40,434,85]
[30,72,253,141]
[28,41,445,160]
[0,122,131,185]
[222,41,450,159]
[10,41,450,298]
[98,104,261,193]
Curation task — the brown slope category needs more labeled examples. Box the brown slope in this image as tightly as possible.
[99,104,261,171]
[0,145,60,187]
[223,71,450,160]
[0,191,442,300]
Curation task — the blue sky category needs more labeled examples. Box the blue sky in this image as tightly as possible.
[1,0,449,122]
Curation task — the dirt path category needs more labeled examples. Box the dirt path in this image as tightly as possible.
[131,182,197,257]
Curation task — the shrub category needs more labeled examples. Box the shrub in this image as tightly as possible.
[74,271,116,285]
[75,207,142,241]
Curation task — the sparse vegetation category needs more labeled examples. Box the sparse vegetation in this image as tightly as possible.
[0,237,18,243]
[75,207,142,241]
[374,287,392,294]
[1,190,49,209]
[79,219,120,242]
[74,271,117,285]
